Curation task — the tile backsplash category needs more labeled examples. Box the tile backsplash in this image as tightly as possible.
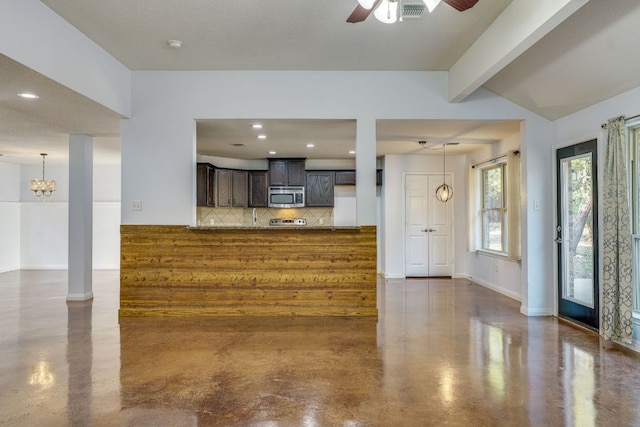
[197,207,334,227]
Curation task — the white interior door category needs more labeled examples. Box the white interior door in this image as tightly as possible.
[405,174,453,277]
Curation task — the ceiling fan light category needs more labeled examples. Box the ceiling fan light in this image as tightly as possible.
[423,0,441,13]
[358,0,377,9]
[374,0,398,24]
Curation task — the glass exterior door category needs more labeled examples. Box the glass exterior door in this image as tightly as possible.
[556,139,599,330]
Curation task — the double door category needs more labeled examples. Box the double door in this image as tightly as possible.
[405,174,453,277]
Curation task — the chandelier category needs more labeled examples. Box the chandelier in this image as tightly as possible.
[30,153,56,198]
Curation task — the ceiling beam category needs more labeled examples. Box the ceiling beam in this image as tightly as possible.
[448,0,589,103]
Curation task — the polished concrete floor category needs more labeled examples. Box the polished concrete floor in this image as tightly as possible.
[2,271,640,426]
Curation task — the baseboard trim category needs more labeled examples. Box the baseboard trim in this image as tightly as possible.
[67,292,94,302]
[20,265,67,270]
[520,305,554,316]
[468,276,522,302]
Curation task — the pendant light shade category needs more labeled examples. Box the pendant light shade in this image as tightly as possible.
[435,143,453,202]
[373,0,398,24]
[436,183,453,202]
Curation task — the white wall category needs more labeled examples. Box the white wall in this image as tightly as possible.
[121,70,555,315]
[464,133,522,301]
[0,163,21,272]
[11,162,122,270]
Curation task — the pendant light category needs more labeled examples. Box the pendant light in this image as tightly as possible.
[435,144,452,202]
[30,153,56,198]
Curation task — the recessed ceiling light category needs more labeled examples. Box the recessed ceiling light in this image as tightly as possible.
[167,39,182,48]
[257,135,267,140]
[306,144,315,148]
[349,150,356,154]
[268,151,277,155]
[18,92,39,99]
[252,123,263,129]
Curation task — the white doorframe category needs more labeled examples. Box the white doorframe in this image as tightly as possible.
[402,172,455,278]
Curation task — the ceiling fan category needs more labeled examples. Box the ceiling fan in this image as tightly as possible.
[347,0,480,24]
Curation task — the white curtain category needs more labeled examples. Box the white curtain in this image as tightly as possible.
[507,151,521,261]
[467,165,477,252]
[601,116,633,344]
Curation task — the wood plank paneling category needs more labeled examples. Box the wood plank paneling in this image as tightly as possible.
[120,225,377,317]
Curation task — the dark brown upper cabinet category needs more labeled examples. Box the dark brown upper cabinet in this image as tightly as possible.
[216,169,249,208]
[249,170,269,207]
[306,171,334,207]
[197,164,247,208]
[334,170,356,185]
[196,163,216,207]
[268,159,306,186]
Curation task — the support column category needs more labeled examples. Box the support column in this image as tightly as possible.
[356,118,377,226]
[67,134,93,301]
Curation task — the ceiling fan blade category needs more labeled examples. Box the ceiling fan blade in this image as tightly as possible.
[442,0,480,12]
[346,0,382,23]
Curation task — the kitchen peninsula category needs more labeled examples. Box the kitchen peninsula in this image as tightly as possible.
[119,224,377,317]
[120,154,379,318]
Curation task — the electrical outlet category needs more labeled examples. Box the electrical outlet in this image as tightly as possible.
[131,200,142,211]
[319,218,323,225]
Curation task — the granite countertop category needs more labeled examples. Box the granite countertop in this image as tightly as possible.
[188,225,360,230]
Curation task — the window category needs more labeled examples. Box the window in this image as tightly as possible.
[481,163,507,253]
[468,150,520,261]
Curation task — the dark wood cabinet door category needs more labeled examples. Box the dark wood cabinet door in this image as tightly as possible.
[215,169,232,207]
[334,170,356,185]
[287,160,306,186]
[268,160,287,186]
[197,163,215,206]
[249,171,269,207]
[231,170,248,207]
[306,171,334,207]
[269,159,306,186]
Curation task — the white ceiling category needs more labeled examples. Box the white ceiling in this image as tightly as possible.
[38,0,513,71]
[2,0,640,164]
[197,119,521,160]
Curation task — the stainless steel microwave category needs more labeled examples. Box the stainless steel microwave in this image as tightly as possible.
[268,186,305,208]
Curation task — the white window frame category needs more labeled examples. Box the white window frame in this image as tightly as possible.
[479,162,508,256]
[629,125,640,314]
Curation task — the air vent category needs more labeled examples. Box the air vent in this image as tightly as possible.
[402,2,426,19]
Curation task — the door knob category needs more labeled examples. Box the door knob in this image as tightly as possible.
[422,228,435,233]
